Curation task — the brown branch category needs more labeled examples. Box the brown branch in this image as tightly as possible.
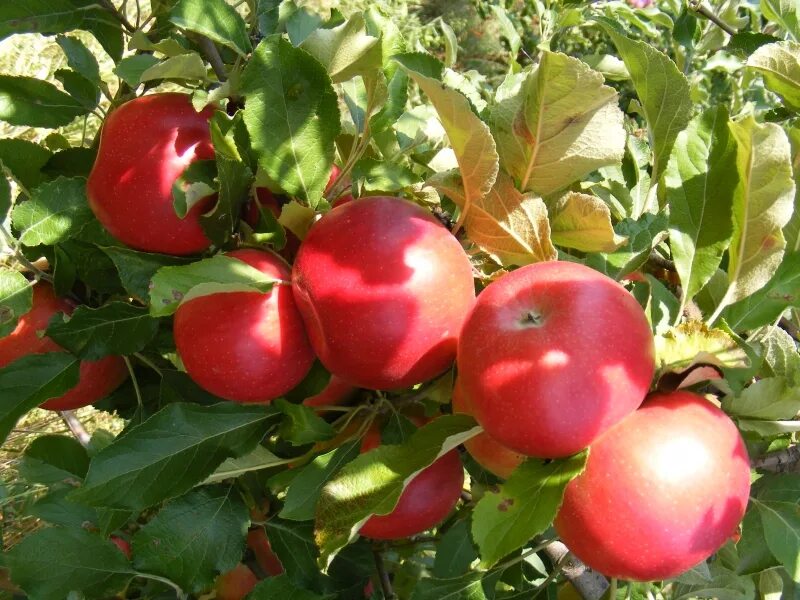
[751,445,800,473]
[60,410,91,448]
[195,36,228,82]
[373,547,396,600]
[647,250,675,272]
[543,541,609,600]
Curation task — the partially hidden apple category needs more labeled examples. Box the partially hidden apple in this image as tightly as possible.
[215,564,258,600]
[246,527,284,577]
[292,197,475,390]
[358,420,464,540]
[555,391,751,581]
[110,536,132,560]
[458,260,654,458]
[303,374,358,408]
[87,93,215,255]
[174,249,315,403]
[451,378,523,479]
[0,283,128,411]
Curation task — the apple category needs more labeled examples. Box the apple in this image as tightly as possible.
[174,248,315,403]
[457,260,654,458]
[87,93,215,255]
[246,528,284,576]
[0,283,128,411]
[358,420,464,540]
[451,378,523,479]
[303,374,358,408]
[215,564,258,600]
[110,536,132,560]
[554,391,751,581]
[292,196,475,390]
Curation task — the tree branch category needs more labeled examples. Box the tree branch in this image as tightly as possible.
[688,1,737,36]
[751,445,800,473]
[373,547,396,600]
[543,541,609,600]
[97,0,136,33]
[195,36,228,82]
[60,410,90,448]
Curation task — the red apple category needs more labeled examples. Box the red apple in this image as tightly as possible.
[87,93,215,255]
[451,379,523,479]
[215,564,258,600]
[110,536,132,560]
[246,528,284,576]
[302,374,358,408]
[0,283,128,411]
[555,391,751,581]
[358,420,464,540]
[174,248,315,403]
[326,164,354,206]
[457,260,654,458]
[292,197,475,390]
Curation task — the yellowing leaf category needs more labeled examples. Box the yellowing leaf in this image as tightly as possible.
[549,192,627,253]
[747,41,800,112]
[491,51,625,196]
[430,170,556,266]
[654,320,749,375]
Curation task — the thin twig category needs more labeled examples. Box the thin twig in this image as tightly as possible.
[543,541,609,600]
[97,0,136,33]
[751,445,800,473]
[647,250,675,272]
[373,547,396,599]
[195,36,228,82]
[688,1,737,36]
[0,227,53,283]
[60,410,91,448]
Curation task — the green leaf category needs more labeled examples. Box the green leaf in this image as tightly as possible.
[4,527,134,600]
[665,106,737,311]
[352,157,419,193]
[56,35,100,84]
[0,353,79,444]
[549,192,628,253]
[0,75,88,127]
[737,507,779,575]
[275,399,336,445]
[54,68,99,111]
[395,53,499,229]
[113,54,161,87]
[46,302,159,360]
[70,402,278,511]
[598,20,692,188]
[315,415,480,568]
[148,254,279,317]
[748,42,800,112]
[139,53,209,83]
[28,488,101,529]
[281,442,360,521]
[755,500,800,581]
[172,160,217,219]
[429,170,556,267]
[759,326,800,379]
[433,520,478,578]
[0,269,32,337]
[585,212,668,279]
[490,51,625,197]
[723,377,800,419]
[654,320,749,375]
[410,572,488,600]
[300,12,382,83]
[490,6,521,58]
[472,453,587,568]
[18,434,89,485]
[761,0,800,40]
[205,445,287,484]
[249,574,330,600]
[672,563,757,600]
[241,35,340,208]
[713,117,795,319]
[100,246,192,302]
[11,177,94,246]
[266,519,325,590]
[132,487,249,594]
[723,251,800,330]
[756,474,800,503]
[0,139,52,189]
[169,0,251,56]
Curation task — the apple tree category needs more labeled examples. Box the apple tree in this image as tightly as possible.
[0,0,798,598]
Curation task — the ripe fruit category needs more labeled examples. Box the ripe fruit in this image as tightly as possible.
[246,528,284,576]
[292,197,475,390]
[458,261,654,458]
[451,379,523,479]
[174,249,315,403]
[359,420,464,540]
[87,93,215,255]
[0,283,128,411]
[215,564,258,600]
[555,391,751,581]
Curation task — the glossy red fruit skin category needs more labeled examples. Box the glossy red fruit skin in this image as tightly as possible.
[358,422,464,540]
[555,391,751,581]
[246,528,284,576]
[87,93,215,255]
[292,197,475,390]
[302,374,357,408]
[215,564,258,600]
[457,261,654,458]
[0,284,128,411]
[451,379,523,479]
[174,249,315,403]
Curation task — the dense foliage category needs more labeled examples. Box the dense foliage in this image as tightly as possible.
[0,0,798,598]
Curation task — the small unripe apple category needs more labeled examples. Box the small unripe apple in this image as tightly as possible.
[0,283,128,411]
[292,197,475,390]
[451,379,523,479]
[555,391,751,581]
[358,420,464,540]
[174,249,315,403]
[215,564,258,600]
[458,260,654,458]
[87,93,215,255]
